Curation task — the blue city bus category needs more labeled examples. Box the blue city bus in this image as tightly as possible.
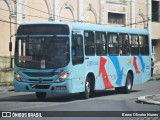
[14,22,151,99]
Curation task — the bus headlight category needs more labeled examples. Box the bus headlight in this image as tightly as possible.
[15,73,26,82]
[55,72,70,83]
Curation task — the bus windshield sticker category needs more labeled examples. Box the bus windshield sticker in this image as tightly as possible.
[19,56,32,61]
[41,60,45,69]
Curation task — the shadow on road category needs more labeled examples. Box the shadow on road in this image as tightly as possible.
[0,90,140,102]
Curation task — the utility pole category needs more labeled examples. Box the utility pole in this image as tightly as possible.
[9,15,12,68]
[148,0,152,57]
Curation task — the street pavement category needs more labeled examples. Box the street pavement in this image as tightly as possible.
[0,75,160,106]
[0,77,160,120]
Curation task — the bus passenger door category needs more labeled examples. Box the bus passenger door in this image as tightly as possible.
[71,31,85,93]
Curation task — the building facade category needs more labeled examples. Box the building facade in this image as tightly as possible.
[151,0,160,61]
[0,0,158,65]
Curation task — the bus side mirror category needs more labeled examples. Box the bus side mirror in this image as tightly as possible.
[9,41,12,52]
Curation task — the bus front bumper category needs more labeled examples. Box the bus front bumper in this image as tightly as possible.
[14,79,72,93]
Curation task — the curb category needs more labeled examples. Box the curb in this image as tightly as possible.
[0,88,14,93]
[137,95,160,105]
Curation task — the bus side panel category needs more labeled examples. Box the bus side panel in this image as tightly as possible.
[139,56,151,83]
[71,64,85,93]
[132,56,151,85]
[95,56,106,90]
[130,56,142,85]
[85,56,105,90]
[84,55,151,90]
[94,56,120,90]
[107,56,145,87]
[108,56,124,88]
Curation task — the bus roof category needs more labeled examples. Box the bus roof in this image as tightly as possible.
[19,21,149,35]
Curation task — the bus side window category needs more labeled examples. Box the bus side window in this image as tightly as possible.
[139,35,149,55]
[72,34,84,65]
[84,31,95,56]
[108,33,119,55]
[96,32,107,55]
[130,34,139,55]
[119,33,130,55]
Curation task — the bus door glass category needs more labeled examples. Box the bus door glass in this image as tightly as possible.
[71,31,85,92]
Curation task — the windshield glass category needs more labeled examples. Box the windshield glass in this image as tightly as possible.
[15,36,69,69]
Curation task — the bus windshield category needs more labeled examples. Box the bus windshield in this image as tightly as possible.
[15,36,69,69]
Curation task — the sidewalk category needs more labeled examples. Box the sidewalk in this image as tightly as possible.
[137,74,160,105]
[137,94,160,105]
[0,85,14,93]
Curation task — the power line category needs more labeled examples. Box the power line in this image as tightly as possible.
[22,1,49,6]
[11,0,153,21]
[0,19,18,25]
[0,8,49,20]
[0,10,154,28]
[123,18,151,27]
[21,0,150,6]
[0,14,24,23]
[14,0,75,21]
[1,0,158,28]
[14,0,50,15]
[106,0,150,5]
[12,0,154,23]
[1,5,154,26]
[0,16,149,28]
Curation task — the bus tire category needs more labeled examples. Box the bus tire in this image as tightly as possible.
[81,77,90,99]
[124,72,133,93]
[115,73,133,94]
[36,92,47,100]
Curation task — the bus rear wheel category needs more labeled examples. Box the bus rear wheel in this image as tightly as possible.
[36,92,47,100]
[115,73,133,94]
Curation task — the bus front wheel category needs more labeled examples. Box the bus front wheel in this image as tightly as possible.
[36,92,47,100]
[81,77,90,99]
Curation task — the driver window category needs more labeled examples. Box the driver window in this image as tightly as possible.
[72,33,84,65]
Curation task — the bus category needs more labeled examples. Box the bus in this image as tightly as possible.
[14,22,151,99]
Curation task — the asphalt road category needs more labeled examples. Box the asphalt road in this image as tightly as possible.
[0,80,160,120]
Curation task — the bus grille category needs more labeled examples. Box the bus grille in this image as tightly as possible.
[28,79,53,83]
[23,72,57,77]
[30,84,50,89]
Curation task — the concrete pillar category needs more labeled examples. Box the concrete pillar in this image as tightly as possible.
[130,0,135,28]
[100,0,105,24]
[16,0,23,25]
[54,0,59,21]
[5,0,14,15]
[44,0,53,20]
[78,0,84,22]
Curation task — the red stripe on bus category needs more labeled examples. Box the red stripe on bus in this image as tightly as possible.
[99,57,113,89]
[133,56,140,74]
